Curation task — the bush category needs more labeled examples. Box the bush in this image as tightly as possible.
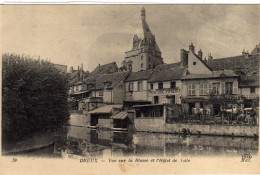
[2,53,70,143]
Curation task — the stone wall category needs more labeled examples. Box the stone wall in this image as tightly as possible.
[134,118,259,137]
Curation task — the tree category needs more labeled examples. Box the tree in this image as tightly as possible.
[2,53,70,143]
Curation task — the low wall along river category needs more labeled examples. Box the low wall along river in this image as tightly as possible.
[135,118,259,137]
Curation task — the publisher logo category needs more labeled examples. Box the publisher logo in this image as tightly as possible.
[241,154,252,162]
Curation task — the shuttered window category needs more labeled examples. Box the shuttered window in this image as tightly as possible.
[233,81,238,94]
[199,83,208,95]
[129,83,133,92]
[225,82,233,95]
[212,83,220,94]
[188,84,196,96]
[138,82,143,91]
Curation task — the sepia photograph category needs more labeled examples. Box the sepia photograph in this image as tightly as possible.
[1,4,260,174]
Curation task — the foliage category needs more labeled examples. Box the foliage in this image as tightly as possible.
[2,53,70,143]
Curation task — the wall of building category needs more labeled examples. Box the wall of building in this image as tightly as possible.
[112,80,125,104]
[103,89,113,103]
[241,87,260,95]
[98,119,113,130]
[182,78,239,97]
[125,48,163,72]
[91,90,104,98]
[148,80,182,104]
[188,52,212,74]
[125,80,149,101]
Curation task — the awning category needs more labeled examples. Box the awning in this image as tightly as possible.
[88,105,123,114]
[111,111,127,120]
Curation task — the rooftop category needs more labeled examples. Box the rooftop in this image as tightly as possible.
[125,69,153,82]
[148,62,185,83]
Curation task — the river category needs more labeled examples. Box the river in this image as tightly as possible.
[10,125,258,158]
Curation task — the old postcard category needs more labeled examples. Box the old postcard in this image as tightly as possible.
[0,4,260,174]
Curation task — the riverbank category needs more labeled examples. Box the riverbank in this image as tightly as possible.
[2,131,55,155]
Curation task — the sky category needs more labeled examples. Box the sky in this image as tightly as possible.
[1,5,259,72]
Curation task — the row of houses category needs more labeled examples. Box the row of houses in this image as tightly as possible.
[68,8,259,136]
[70,43,259,113]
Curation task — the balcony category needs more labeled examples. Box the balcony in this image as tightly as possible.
[150,88,181,95]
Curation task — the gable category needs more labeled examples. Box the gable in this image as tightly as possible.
[188,52,212,75]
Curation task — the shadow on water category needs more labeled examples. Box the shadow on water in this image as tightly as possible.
[7,126,258,158]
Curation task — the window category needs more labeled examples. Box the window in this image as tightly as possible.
[99,91,103,96]
[149,65,151,69]
[76,86,79,92]
[141,48,144,52]
[170,81,176,89]
[150,83,153,90]
[129,83,133,92]
[199,83,208,95]
[138,82,143,91]
[128,64,132,71]
[141,55,143,60]
[225,82,233,94]
[158,82,163,89]
[141,63,143,68]
[149,57,151,62]
[193,62,196,65]
[154,96,159,104]
[188,84,196,96]
[212,83,220,94]
[250,87,255,94]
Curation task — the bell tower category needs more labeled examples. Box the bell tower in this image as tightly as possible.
[124,7,164,72]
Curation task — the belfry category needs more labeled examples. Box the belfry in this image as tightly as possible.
[123,7,164,72]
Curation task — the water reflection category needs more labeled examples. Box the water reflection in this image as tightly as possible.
[52,126,258,158]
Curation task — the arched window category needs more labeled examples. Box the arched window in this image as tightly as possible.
[141,63,143,68]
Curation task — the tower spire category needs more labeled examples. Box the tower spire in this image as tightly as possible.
[141,7,145,18]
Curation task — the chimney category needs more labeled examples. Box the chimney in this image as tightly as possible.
[80,63,83,81]
[98,64,101,71]
[180,49,188,67]
[198,49,203,59]
[204,57,207,63]
[208,53,213,60]
[242,49,246,55]
[69,66,74,73]
[189,43,195,53]
[245,51,249,59]
[77,66,80,81]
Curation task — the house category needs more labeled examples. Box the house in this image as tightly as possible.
[180,43,260,119]
[123,7,163,72]
[91,71,130,104]
[125,69,154,102]
[148,62,185,105]
[206,44,260,109]
[69,62,119,111]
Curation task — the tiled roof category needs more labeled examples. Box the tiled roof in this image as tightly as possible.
[125,69,154,82]
[240,72,260,87]
[207,54,260,74]
[89,62,118,77]
[93,71,130,90]
[148,62,185,82]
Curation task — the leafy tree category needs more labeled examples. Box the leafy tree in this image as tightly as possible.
[2,53,70,143]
